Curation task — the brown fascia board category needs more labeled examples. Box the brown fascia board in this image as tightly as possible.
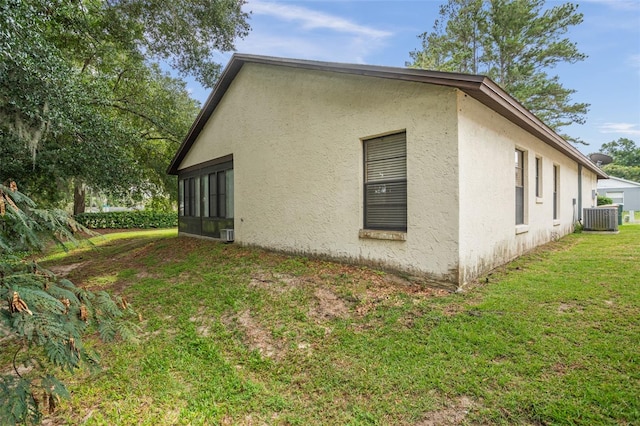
[167,53,606,179]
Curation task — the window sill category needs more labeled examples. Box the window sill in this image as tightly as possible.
[553,220,561,226]
[536,197,544,204]
[515,225,529,235]
[359,229,407,241]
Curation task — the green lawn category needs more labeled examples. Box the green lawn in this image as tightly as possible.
[26,226,640,424]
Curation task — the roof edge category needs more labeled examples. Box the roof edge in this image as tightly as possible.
[598,175,640,186]
[167,53,606,179]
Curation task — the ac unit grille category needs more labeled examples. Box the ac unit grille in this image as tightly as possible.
[583,208,618,231]
[220,229,234,242]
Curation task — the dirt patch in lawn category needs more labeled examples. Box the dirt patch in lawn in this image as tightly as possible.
[415,396,475,426]
[189,307,215,337]
[309,287,350,321]
[355,277,450,317]
[222,309,286,360]
[249,270,306,294]
[557,302,584,314]
[47,261,89,277]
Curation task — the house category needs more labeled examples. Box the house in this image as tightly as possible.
[597,176,640,211]
[167,54,606,290]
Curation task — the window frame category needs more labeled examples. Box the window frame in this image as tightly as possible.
[363,131,407,232]
[515,149,526,226]
[553,165,560,220]
[535,156,543,199]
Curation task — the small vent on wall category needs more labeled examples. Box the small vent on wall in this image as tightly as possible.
[583,208,618,232]
[220,229,235,242]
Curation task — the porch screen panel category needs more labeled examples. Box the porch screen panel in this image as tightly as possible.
[226,169,234,218]
[179,179,185,216]
[217,171,226,219]
[194,177,200,217]
[187,177,196,217]
[203,177,209,217]
[364,132,407,231]
[208,173,217,217]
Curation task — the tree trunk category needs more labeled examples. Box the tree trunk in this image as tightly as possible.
[73,183,86,215]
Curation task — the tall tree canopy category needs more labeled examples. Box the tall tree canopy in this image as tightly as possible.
[410,0,588,141]
[599,138,640,182]
[0,0,249,212]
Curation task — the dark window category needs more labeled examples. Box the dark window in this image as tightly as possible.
[515,149,525,225]
[535,157,542,198]
[553,165,559,220]
[364,132,407,231]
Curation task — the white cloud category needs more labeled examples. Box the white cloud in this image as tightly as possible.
[598,122,640,136]
[239,1,394,64]
[629,54,640,70]
[249,1,392,39]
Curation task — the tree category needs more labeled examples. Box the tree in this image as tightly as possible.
[599,138,640,182]
[0,0,248,212]
[0,181,138,424]
[600,138,640,167]
[410,0,589,141]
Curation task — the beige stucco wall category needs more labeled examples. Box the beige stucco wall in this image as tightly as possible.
[456,92,598,283]
[178,63,599,287]
[179,64,462,284]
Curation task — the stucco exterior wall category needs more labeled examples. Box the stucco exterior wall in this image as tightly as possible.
[456,92,598,283]
[179,64,461,284]
[581,166,599,215]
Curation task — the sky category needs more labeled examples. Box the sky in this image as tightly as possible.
[187,0,640,156]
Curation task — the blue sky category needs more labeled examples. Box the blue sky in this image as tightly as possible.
[189,0,640,156]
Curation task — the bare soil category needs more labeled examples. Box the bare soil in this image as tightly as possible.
[415,396,476,426]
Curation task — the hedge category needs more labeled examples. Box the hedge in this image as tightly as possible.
[597,195,613,206]
[74,211,178,229]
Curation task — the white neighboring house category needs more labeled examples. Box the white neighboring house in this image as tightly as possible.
[168,54,606,290]
[598,176,640,211]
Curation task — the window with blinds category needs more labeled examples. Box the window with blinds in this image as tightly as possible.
[535,156,542,198]
[553,165,559,220]
[515,149,525,225]
[364,132,407,231]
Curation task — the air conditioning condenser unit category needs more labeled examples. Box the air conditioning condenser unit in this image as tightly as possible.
[220,229,235,242]
[583,207,618,232]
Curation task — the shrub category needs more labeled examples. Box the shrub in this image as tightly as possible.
[74,211,177,229]
[597,195,613,206]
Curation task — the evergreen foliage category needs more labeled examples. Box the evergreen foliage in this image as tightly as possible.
[0,182,138,425]
[409,0,588,142]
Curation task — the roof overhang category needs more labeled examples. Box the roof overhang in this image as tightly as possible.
[167,53,607,179]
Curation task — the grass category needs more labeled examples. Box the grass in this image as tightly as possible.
[14,225,640,424]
